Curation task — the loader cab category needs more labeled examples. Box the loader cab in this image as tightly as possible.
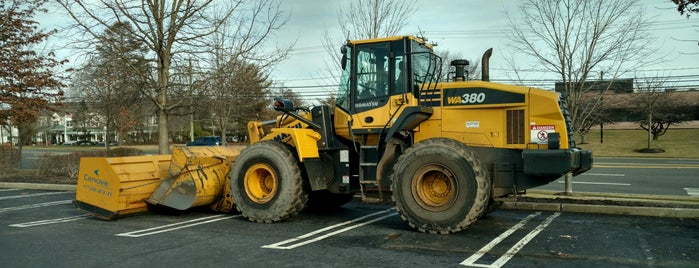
[335,36,440,116]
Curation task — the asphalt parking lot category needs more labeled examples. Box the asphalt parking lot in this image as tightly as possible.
[1,188,697,267]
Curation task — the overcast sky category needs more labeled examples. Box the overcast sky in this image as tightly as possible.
[38,1,699,102]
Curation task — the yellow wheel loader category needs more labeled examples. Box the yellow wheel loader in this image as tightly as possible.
[74,35,592,234]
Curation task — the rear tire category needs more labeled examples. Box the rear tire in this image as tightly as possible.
[231,141,307,223]
[391,138,490,234]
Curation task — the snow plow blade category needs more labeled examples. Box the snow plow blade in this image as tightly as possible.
[146,146,242,212]
[74,155,172,220]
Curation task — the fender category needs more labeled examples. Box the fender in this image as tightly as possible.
[261,127,321,161]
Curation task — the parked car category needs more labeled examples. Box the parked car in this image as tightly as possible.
[62,140,78,146]
[186,136,222,146]
[76,140,97,146]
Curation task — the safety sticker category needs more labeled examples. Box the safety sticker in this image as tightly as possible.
[530,125,555,144]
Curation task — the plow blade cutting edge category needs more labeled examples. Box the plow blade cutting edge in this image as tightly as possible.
[74,146,243,220]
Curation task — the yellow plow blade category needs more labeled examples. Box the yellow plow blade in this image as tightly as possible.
[146,146,242,212]
[74,155,171,220]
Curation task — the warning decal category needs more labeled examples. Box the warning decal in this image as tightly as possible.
[530,125,555,144]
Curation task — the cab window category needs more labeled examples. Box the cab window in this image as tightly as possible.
[356,43,390,101]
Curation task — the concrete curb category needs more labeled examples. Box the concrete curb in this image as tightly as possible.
[0,182,76,191]
[501,201,699,219]
[500,190,699,218]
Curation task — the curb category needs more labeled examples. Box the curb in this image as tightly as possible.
[501,201,699,219]
[500,190,699,219]
[0,182,76,191]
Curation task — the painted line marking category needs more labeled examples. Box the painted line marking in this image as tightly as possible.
[598,162,699,166]
[0,189,21,192]
[0,191,70,201]
[115,214,239,237]
[579,173,625,177]
[684,188,699,197]
[0,200,73,213]
[460,212,540,266]
[556,181,630,186]
[10,214,91,227]
[461,212,561,268]
[668,161,699,164]
[262,208,397,250]
[595,165,699,169]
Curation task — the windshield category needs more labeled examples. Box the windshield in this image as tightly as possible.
[410,41,440,91]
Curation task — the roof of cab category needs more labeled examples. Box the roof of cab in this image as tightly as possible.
[346,35,433,49]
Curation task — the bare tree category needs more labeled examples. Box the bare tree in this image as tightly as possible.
[508,0,655,141]
[202,0,291,143]
[337,0,418,39]
[507,0,655,193]
[318,0,419,103]
[207,60,271,144]
[632,77,691,150]
[436,49,481,82]
[71,22,149,149]
[672,0,699,17]
[58,0,240,154]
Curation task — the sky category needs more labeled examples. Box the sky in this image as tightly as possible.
[36,0,699,103]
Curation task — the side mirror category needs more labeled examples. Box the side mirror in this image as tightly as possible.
[340,46,347,70]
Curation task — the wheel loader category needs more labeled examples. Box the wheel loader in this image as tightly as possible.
[74,35,592,234]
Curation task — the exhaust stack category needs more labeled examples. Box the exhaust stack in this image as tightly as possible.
[481,48,493,82]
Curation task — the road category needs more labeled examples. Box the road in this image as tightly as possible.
[0,189,697,267]
[535,157,699,197]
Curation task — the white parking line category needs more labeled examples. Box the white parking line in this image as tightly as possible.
[0,200,73,213]
[10,214,91,227]
[461,212,561,268]
[580,173,625,177]
[0,189,21,192]
[460,212,539,266]
[0,191,70,201]
[556,181,630,186]
[115,214,239,237]
[262,208,397,250]
[684,188,699,196]
[490,213,561,267]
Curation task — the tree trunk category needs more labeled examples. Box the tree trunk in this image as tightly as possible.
[16,136,23,170]
[158,109,169,154]
[579,132,588,144]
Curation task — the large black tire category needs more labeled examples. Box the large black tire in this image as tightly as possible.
[230,141,307,223]
[391,138,490,234]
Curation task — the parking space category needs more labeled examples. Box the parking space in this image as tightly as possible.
[1,189,697,267]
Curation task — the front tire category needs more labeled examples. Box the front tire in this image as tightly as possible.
[391,138,490,234]
[231,141,307,223]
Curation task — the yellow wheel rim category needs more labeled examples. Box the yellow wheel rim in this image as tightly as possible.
[244,163,278,204]
[411,165,457,211]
